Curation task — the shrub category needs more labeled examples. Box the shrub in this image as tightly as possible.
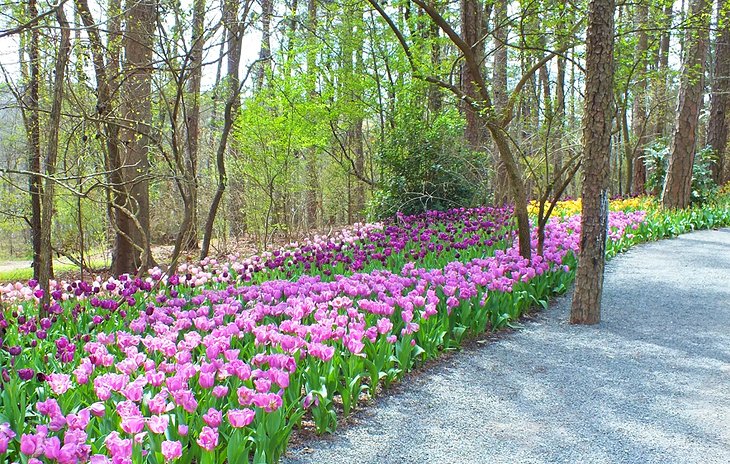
[368,108,489,220]
[642,142,718,204]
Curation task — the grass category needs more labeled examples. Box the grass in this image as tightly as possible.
[0,259,109,284]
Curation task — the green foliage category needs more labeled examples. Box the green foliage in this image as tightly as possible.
[368,106,489,219]
[642,142,669,194]
[230,83,330,240]
[643,142,718,204]
[690,146,719,204]
[636,193,730,244]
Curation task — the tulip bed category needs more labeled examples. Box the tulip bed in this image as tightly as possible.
[1,196,729,464]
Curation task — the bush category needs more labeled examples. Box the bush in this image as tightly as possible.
[368,108,489,220]
[642,142,718,205]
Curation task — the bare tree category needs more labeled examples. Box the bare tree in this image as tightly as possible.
[38,4,72,308]
[200,0,255,259]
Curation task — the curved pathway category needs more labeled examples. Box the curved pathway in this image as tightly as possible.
[283,229,730,464]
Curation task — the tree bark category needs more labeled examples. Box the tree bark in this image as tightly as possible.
[571,0,615,325]
[662,0,711,209]
[76,0,124,275]
[114,0,156,274]
[305,0,319,229]
[492,0,510,204]
[631,2,649,195]
[352,7,366,221]
[707,0,730,184]
[427,19,442,114]
[653,3,674,139]
[254,0,273,91]
[178,0,205,251]
[460,0,487,151]
[26,0,42,281]
[39,6,71,309]
[488,124,532,260]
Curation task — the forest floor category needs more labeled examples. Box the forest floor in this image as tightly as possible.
[0,229,338,283]
[283,228,730,464]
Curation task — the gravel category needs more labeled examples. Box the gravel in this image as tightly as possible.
[282,228,730,464]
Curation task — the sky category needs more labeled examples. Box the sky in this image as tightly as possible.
[0,0,263,93]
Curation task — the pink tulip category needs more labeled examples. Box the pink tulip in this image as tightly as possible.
[161,440,182,461]
[196,426,218,451]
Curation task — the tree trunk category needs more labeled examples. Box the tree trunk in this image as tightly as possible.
[631,2,649,195]
[76,0,123,276]
[352,118,366,220]
[39,6,71,309]
[653,3,674,139]
[179,0,205,251]
[492,0,510,204]
[489,125,532,260]
[662,0,711,209]
[114,0,156,274]
[26,0,42,281]
[352,9,366,221]
[305,0,319,229]
[254,0,273,91]
[461,0,487,151]
[553,50,566,190]
[210,3,226,128]
[427,19,442,114]
[707,0,730,184]
[570,0,615,325]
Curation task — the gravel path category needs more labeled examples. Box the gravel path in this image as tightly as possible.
[283,228,730,464]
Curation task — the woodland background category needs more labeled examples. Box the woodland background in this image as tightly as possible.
[0,0,726,282]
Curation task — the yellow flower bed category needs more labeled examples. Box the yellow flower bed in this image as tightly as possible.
[528,196,655,217]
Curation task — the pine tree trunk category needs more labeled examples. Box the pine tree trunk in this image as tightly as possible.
[707,0,730,184]
[461,0,487,150]
[179,0,205,251]
[653,4,674,139]
[662,0,711,209]
[492,0,510,204]
[114,0,155,274]
[631,2,649,195]
[254,0,273,90]
[570,0,615,325]
[305,0,319,229]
